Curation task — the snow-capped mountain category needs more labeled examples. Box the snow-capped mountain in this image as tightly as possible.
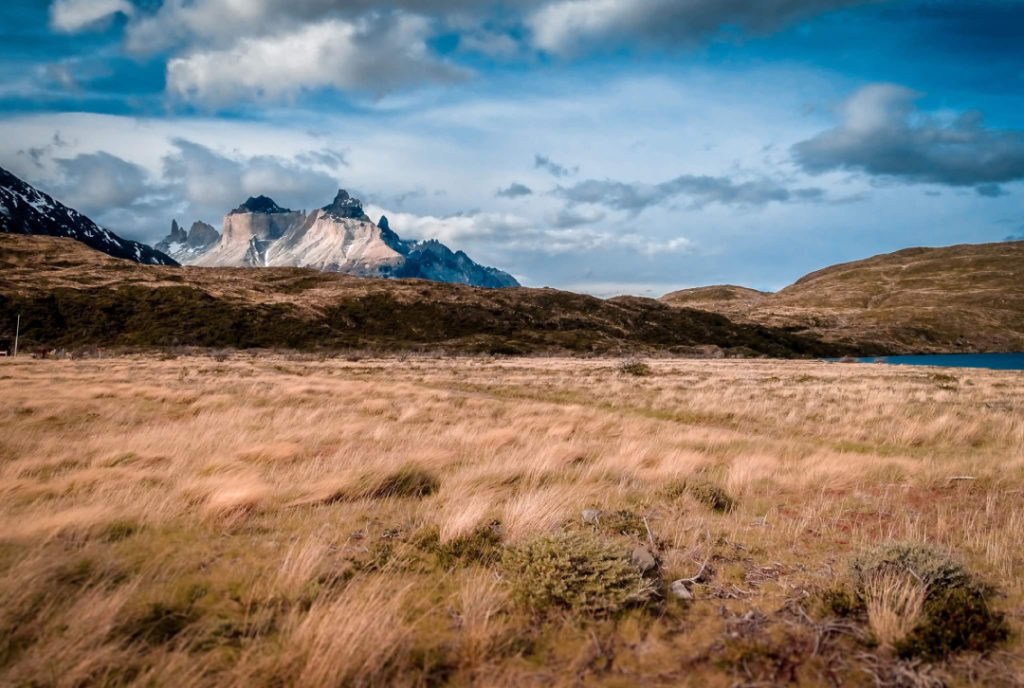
[0,166,177,266]
[163,189,519,288]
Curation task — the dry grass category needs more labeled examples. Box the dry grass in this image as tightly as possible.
[1,353,1022,686]
[865,572,928,650]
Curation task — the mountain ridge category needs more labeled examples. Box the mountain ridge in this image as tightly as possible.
[660,241,1024,354]
[0,166,177,266]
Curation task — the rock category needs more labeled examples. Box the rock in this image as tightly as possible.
[631,546,657,573]
[322,189,371,221]
[230,195,289,215]
[187,221,219,249]
[582,508,601,525]
[669,579,694,600]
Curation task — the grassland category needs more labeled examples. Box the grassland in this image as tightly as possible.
[1,353,1022,686]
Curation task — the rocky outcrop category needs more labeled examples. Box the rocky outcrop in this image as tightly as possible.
[194,197,305,267]
[177,189,519,287]
[0,166,176,266]
[156,220,221,262]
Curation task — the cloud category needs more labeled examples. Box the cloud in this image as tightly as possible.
[496,182,533,198]
[534,154,577,178]
[793,84,1024,193]
[555,174,825,213]
[50,0,133,33]
[528,0,869,55]
[166,15,468,105]
[53,151,152,213]
[550,206,605,228]
[161,139,339,215]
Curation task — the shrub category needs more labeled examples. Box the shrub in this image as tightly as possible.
[434,523,503,569]
[502,533,657,617]
[368,465,440,499]
[663,478,736,513]
[618,359,652,377]
[849,543,1008,660]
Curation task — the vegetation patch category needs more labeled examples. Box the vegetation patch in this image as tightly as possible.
[502,533,658,617]
[618,359,653,376]
[848,542,1009,660]
[663,477,736,513]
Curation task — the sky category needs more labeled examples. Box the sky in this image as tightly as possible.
[1,0,1023,296]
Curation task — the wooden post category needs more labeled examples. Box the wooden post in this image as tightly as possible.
[13,314,19,357]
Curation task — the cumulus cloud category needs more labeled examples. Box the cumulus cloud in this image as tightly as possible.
[555,174,825,213]
[496,182,533,198]
[535,154,577,178]
[50,0,133,33]
[793,84,1024,192]
[166,15,468,104]
[161,139,339,216]
[528,0,868,55]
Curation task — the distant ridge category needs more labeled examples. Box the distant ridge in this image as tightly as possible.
[661,242,1024,354]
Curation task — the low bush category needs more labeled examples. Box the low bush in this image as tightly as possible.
[848,542,1008,660]
[502,533,657,617]
[618,359,653,377]
[368,465,440,499]
[663,478,736,513]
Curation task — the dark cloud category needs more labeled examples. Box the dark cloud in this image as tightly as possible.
[976,184,1008,198]
[496,182,533,198]
[534,154,577,178]
[551,207,605,228]
[529,0,874,55]
[793,84,1024,194]
[555,174,825,213]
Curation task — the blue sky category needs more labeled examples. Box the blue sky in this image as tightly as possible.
[1,0,1022,295]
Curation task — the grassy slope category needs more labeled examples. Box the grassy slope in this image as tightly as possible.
[660,241,1024,354]
[0,354,1021,686]
[0,234,849,357]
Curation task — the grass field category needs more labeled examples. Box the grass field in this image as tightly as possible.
[1,353,1022,686]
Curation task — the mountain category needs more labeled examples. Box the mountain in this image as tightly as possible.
[0,166,177,266]
[154,220,220,263]
[661,242,1024,354]
[160,189,518,288]
[0,233,851,358]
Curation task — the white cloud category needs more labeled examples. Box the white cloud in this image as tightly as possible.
[167,15,468,105]
[50,0,133,33]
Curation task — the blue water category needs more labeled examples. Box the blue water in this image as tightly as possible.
[838,353,1024,370]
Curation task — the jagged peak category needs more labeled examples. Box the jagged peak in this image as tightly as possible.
[230,195,291,215]
[322,189,370,221]
[378,215,390,231]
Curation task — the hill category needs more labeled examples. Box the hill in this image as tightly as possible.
[0,234,849,357]
[660,242,1024,354]
[0,166,176,266]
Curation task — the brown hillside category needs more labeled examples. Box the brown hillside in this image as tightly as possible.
[659,285,771,317]
[660,241,1024,354]
[0,235,848,357]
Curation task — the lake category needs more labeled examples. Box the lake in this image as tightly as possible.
[838,353,1024,370]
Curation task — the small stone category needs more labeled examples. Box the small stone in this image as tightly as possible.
[631,546,657,573]
[669,580,694,600]
[582,508,601,525]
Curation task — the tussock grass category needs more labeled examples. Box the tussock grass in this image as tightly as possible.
[0,354,1021,685]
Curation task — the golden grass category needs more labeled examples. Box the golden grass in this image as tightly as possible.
[1,353,1022,686]
[865,572,928,650]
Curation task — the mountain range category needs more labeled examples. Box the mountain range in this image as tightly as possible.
[155,190,519,288]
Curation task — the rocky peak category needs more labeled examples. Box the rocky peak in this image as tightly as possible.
[378,215,390,232]
[230,195,289,215]
[167,219,186,245]
[322,189,370,221]
[187,221,219,249]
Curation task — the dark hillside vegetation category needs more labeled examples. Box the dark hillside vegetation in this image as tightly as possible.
[0,235,850,356]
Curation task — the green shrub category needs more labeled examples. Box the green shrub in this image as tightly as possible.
[434,523,503,569]
[849,542,1008,660]
[502,533,657,617]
